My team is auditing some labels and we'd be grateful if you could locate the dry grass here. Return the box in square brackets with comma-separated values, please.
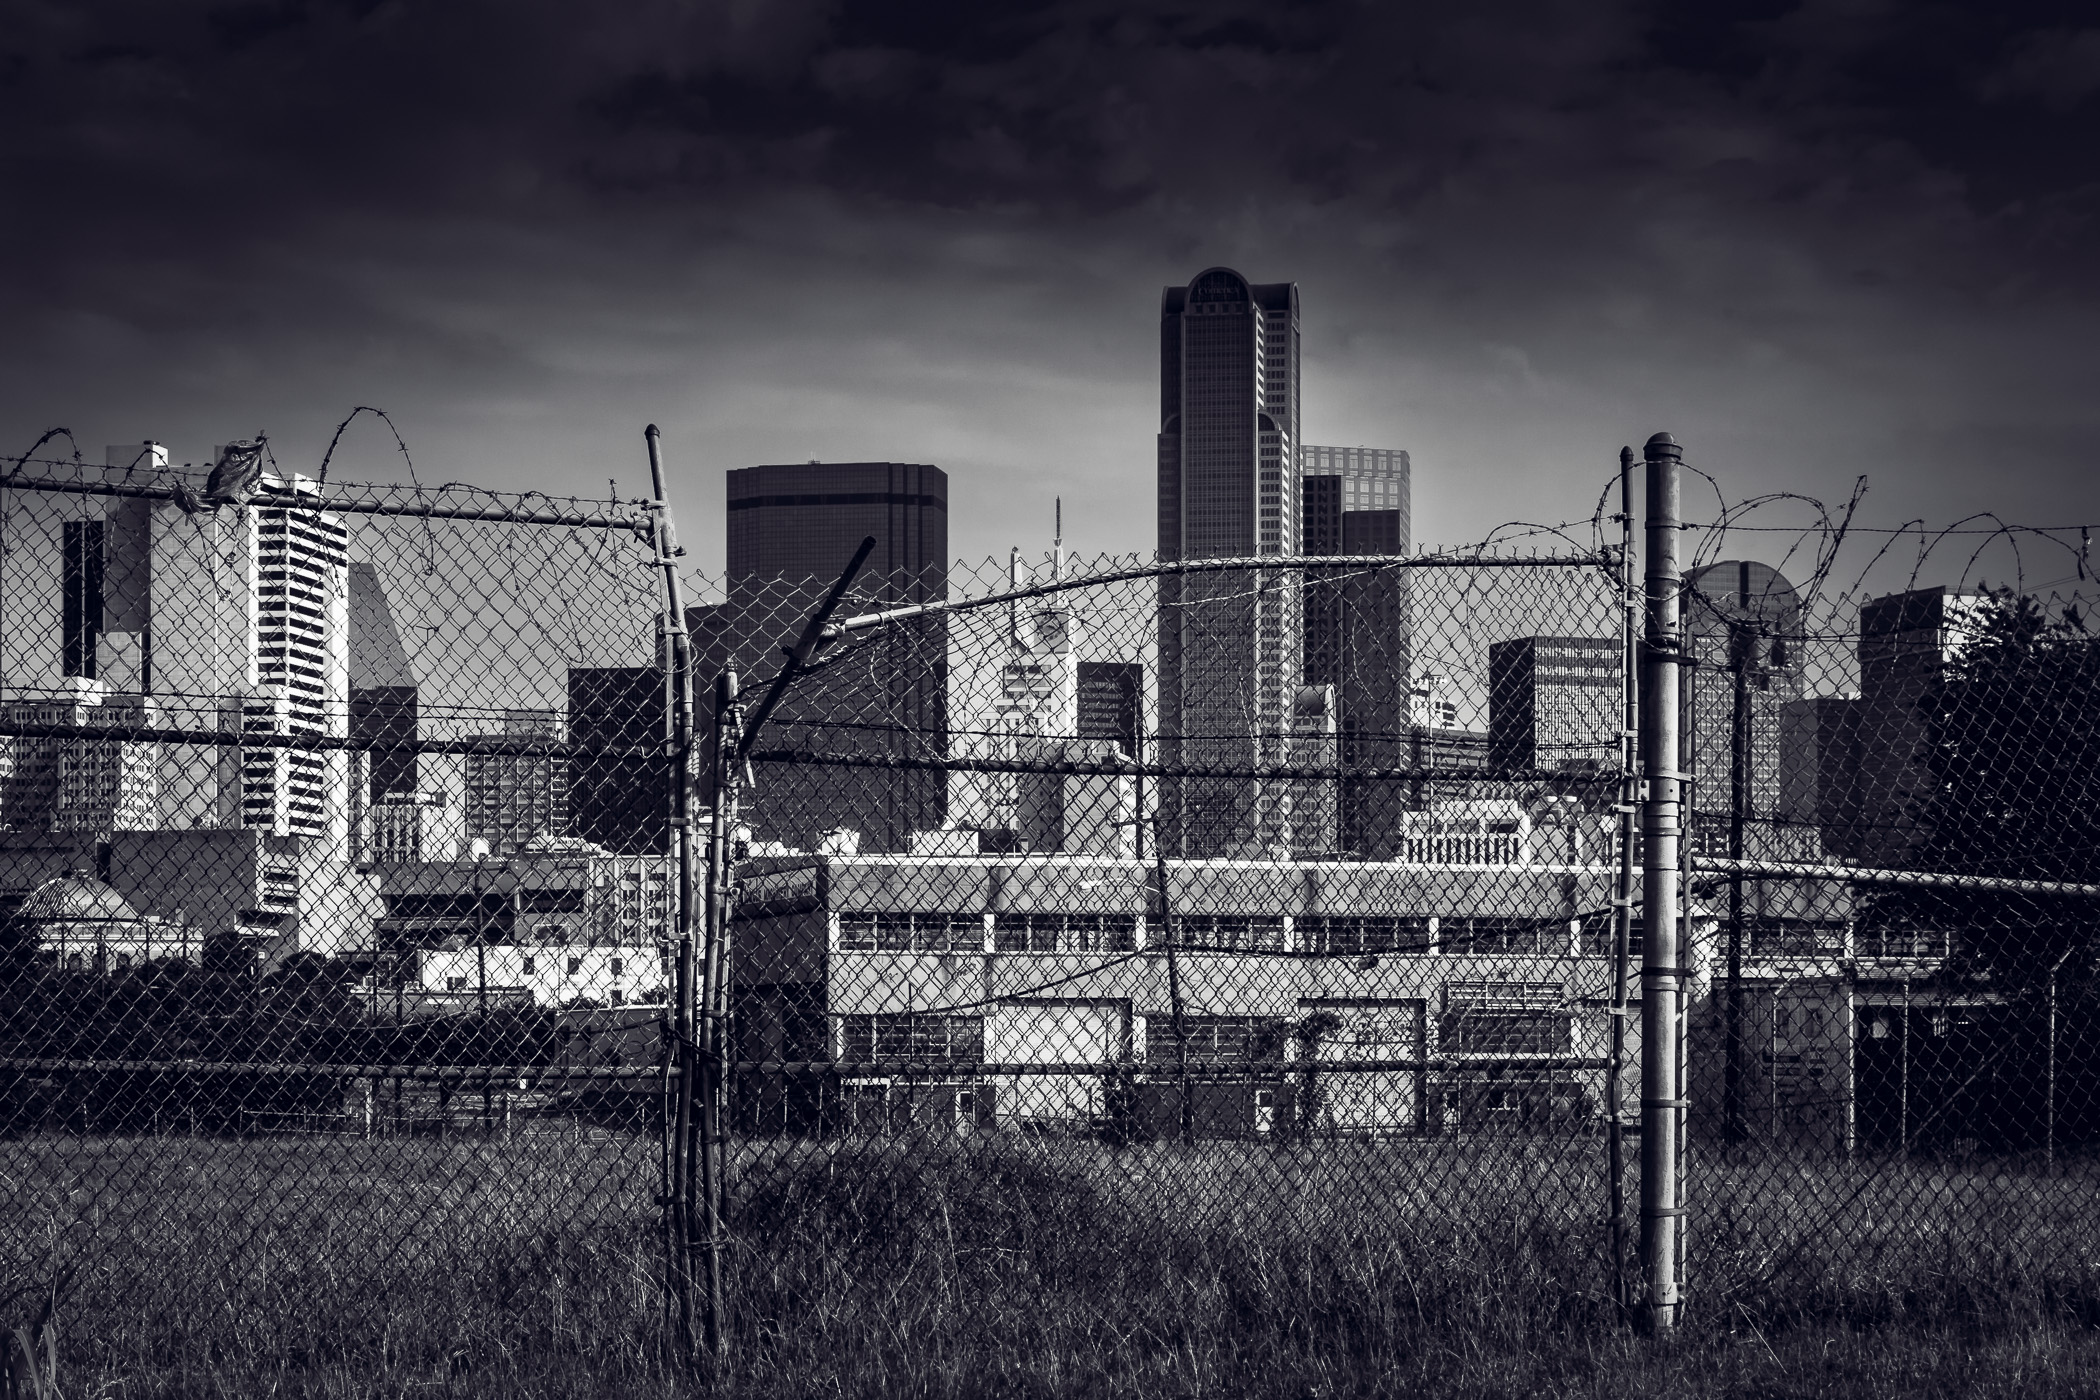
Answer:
[6, 1126, 2100, 1397]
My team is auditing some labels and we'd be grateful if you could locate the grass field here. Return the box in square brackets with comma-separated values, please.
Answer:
[8, 1125, 2100, 1397]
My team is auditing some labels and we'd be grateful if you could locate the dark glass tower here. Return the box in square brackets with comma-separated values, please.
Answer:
[1300, 446, 1412, 857]
[1156, 268, 1301, 857]
[694, 462, 948, 853]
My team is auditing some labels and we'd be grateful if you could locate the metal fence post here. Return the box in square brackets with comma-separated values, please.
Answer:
[1724, 622, 1750, 1146]
[1639, 430, 1687, 1328]
[697, 670, 740, 1357]
[1607, 445, 1638, 1313]
[645, 424, 703, 1356]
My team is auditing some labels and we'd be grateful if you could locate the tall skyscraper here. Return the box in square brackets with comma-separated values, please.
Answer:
[348, 562, 418, 802]
[1157, 267, 1301, 857]
[692, 462, 948, 854]
[1300, 446, 1412, 857]
[147, 466, 352, 844]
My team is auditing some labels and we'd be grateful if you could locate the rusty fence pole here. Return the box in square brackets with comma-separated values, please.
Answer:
[645, 424, 702, 1357]
[696, 670, 741, 1358]
[1639, 430, 1688, 1329]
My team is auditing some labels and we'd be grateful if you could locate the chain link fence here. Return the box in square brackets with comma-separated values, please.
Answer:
[1, 449, 678, 1380]
[4, 435, 2097, 1386]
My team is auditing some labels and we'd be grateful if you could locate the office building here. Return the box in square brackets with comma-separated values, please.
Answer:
[349, 562, 418, 802]
[1778, 586, 1987, 866]
[692, 462, 948, 854]
[1301, 453, 1413, 858]
[567, 666, 668, 857]
[141, 465, 353, 844]
[1156, 267, 1302, 857]
[1487, 637, 1622, 776]
[0, 679, 159, 834]
[464, 710, 568, 857]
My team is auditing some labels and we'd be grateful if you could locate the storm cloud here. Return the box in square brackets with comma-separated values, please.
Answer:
[3, 0, 2095, 570]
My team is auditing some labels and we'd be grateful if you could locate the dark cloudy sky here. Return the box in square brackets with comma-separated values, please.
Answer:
[5, 0, 2097, 580]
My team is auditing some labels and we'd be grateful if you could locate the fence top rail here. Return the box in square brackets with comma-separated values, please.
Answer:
[827, 547, 1620, 639]
[0, 720, 659, 760]
[0, 465, 651, 533]
[1692, 856, 2100, 900]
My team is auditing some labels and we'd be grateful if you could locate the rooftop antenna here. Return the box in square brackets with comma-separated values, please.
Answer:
[1009, 545, 1025, 651]
[1053, 496, 1064, 582]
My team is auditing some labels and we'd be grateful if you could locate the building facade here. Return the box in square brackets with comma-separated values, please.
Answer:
[1157, 268, 1303, 857]
[1486, 636, 1622, 776]
[1679, 561, 1815, 861]
[463, 710, 568, 858]
[692, 462, 949, 854]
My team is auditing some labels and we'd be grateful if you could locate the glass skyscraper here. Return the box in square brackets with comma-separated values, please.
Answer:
[1156, 268, 1302, 857]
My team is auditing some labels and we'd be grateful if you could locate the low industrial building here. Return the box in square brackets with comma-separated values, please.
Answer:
[723, 850, 1903, 1145]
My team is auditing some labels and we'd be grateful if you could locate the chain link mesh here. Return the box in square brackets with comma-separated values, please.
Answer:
[7, 447, 2098, 1385]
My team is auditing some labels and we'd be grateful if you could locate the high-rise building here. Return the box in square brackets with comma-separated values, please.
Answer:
[464, 710, 568, 857]
[0, 679, 158, 834]
[1156, 267, 1302, 857]
[692, 462, 948, 854]
[1845, 586, 1986, 866]
[567, 666, 668, 856]
[1300, 448, 1411, 694]
[144, 467, 353, 845]
[1488, 637, 1622, 776]
[349, 562, 418, 802]
[1300, 452, 1413, 858]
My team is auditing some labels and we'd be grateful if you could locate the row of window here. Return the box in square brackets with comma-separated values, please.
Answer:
[830, 1005, 1574, 1065]
[836, 911, 1592, 956]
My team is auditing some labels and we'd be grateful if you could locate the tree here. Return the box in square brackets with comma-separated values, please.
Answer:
[1893, 589, 2100, 993]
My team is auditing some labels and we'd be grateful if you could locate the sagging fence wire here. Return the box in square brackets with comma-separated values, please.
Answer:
[3, 426, 2099, 1380]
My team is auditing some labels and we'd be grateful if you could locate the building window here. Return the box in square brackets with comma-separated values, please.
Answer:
[610, 957, 624, 975]
[521, 956, 536, 975]
[838, 1014, 986, 1065]
[993, 913, 1139, 954]
[837, 911, 983, 953]
[1154, 1015, 1287, 1067]
[1443, 917, 1565, 956]
[568, 957, 583, 975]
[1438, 983, 1570, 1055]
[447, 976, 467, 991]
[1164, 915, 1285, 952]
[610, 989, 624, 1006]
[1298, 915, 1433, 955]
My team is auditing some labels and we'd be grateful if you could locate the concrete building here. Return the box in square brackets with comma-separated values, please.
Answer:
[106, 827, 380, 961]
[723, 849, 1871, 1143]
[1, 680, 158, 834]
[1852, 586, 1988, 866]
[1157, 267, 1303, 858]
[463, 710, 568, 857]
[691, 461, 948, 854]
